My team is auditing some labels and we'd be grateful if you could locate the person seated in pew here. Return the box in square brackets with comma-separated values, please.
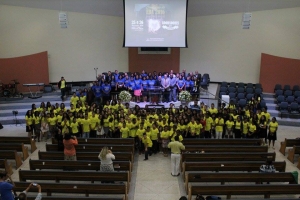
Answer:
[18, 183, 42, 200]
[98, 147, 115, 183]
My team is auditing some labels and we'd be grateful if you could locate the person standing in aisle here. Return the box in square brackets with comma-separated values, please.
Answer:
[168, 136, 185, 176]
[142, 133, 153, 161]
[58, 76, 66, 101]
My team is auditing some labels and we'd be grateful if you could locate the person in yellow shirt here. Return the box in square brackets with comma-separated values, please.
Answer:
[215, 114, 224, 139]
[208, 103, 218, 115]
[268, 117, 278, 149]
[168, 135, 185, 176]
[120, 123, 130, 138]
[79, 92, 86, 105]
[170, 129, 183, 142]
[61, 117, 70, 135]
[81, 114, 91, 138]
[234, 117, 242, 138]
[204, 114, 213, 138]
[241, 117, 249, 138]
[248, 120, 257, 138]
[225, 116, 235, 138]
[70, 118, 79, 137]
[142, 133, 153, 161]
[102, 115, 110, 138]
[187, 117, 197, 138]
[70, 92, 79, 107]
[33, 111, 41, 141]
[48, 113, 57, 138]
[89, 112, 100, 138]
[25, 110, 34, 138]
[258, 115, 267, 142]
[160, 126, 170, 157]
[58, 76, 66, 101]
[150, 124, 159, 154]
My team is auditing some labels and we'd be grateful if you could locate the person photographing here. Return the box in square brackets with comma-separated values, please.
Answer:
[17, 183, 42, 200]
[0, 171, 15, 200]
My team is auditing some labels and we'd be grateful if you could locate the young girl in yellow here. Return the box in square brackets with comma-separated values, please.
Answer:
[160, 126, 170, 157]
[150, 124, 159, 154]
[120, 122, 130, 138]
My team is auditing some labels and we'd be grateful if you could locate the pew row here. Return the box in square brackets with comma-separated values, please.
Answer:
[14, 182, 128, 200]
[38, 151, 133, 163]
[0, 136, 37, 153]
[182, 161, 286, 178]
[0, 150, 23, 168]
[0, 159, 13, 175]
[287, 145, 300, 164]
[183, 139, 261, 146]
[184, 172, 297, 192]
[0, 143, 29, 160]
[279, 138, 300, 156]
[184, 145, 268, 153]
[52, 138, 134, 145]
[187, 184, 300, 200]
[29, 159, 132, 172]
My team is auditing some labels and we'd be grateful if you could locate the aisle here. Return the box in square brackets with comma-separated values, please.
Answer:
[133, 153, 182, 200]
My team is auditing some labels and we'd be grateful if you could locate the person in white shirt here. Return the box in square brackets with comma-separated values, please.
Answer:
[18, 183, 42, 200]
[98, 147, 115, 172]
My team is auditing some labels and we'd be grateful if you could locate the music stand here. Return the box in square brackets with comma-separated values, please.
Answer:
[11, 110, 21, 127]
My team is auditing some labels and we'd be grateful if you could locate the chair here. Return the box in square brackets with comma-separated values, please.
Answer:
[202, 74, 210, 83]
[230, 98, 236, 105]
[286, 96, 295, 104]
[255, 88, 262, 95]
[229, 82, 236, 88]
[260, 100, 267, 109]
[279, 102, 289, 118]
[237, 87, 245, 93]
[237, 82, 245, 88]
[296, 97, 300, 104]
[274, 84, 282, 92]
[228, 92, 236, 99]
[290, 102, 299, 114]
[200, 78, 209, 90]
[220, 87, 228, 93]
[238, 99, 247, 108]
[294, 91, 300, 99]
[219, 92, 227, 99]
[293, 85, 300, 92]
[276, 95, 285, 104]
[221, 82, 228, 87]
[275, 89, 283, 97]
[228, 87, 236, 93]
[255, 83, 262, 89]
[283, 85, 291, 91]
[246, 88, 254, 94]
[246, 93, 254, 101]
[284, 90, 293, 98]
[237, 93, 245, 100]
[246, 83, 253, 88]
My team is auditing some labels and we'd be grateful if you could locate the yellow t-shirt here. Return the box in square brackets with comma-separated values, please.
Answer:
[248, 124, 256, 133]
[168, 141, 185, 154]
[208, 108, 218, 115]
[61, 121, 70, 133]
[188, 122, 197, 133]
[60, 80, 66, 89]
[235, 121, 241, 130]
[160, 131, 169, 139]
[226, 120, 234, 129]
[89, 116, 100, 130]
[142, 136, 153, 147]
[242, 122, 249, 134]
[170, 134, 183, 142]
[205, 117, 213, 131]
[215, 118, 224, 132]
[70, 96, 79, 107]
[103, 118, 109, 127]
[136, 129, 145, 139]
[80, 96, 86, 104]
[56, 115, 63, 123]
[48, 117, 57, 126]
[33, 116, 41, 125]
[150, 128, 159, 140]
[81, 119, 91, 132]
[70, 122, 79, 134]
[120, 127, 130, 138]
[195, 123, 203, 135]
[269, 122, 278, 133]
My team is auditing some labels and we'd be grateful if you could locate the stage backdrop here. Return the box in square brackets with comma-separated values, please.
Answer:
[0, 51, 49, 93]
[260, 53, 300, 93]
[129, 48, 180, 73]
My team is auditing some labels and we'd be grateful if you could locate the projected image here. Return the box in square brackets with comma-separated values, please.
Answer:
[124, 0, 187, 47]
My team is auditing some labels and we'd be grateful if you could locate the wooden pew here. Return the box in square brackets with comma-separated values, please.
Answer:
[182, 161, 286, 178]
[38, 151, 133, 163]
[14, 182, 128, 200]
[19, 170, 130, 183]
[46, 144, 134, 154]
[0, 136, 37, 153]
[29, 159, 132, 172]
[287, 145, 300, 164]
[0, 150, 23, 168]
[27, 197, 125, 200]
[182, 152, 276, 162]
[184, 172, 297, 192]
[298, 157, 300, 170]
[183, 139, 261, 146]
[279, 138, 300, 155]
[187, 184, 300, 200]
[184, 145, 268, 153]
[0, 159, 13, 175]
[0, 143, 29, 160]
[52, 138, 134, 145]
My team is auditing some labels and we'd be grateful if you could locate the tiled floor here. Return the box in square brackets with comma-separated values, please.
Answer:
[1, 123, 300, 200]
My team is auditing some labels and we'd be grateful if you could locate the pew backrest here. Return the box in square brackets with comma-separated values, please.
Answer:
[0, 150, 23, 168]
[0, 143, 29, 160]
[0, 136, 37, 153]
[279, 138, 300, 155]
[0, 159, 13, 175]
[183, 139, 261, 146]
[287, 145, 300, 164]
[184, 145, 268, 153]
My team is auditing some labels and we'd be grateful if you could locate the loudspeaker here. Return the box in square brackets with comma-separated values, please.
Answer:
[44, 85, 53, 93]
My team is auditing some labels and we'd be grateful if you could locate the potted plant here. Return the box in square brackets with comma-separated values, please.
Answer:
[179, 90, 191, 106]
[118, 90, 132, 103]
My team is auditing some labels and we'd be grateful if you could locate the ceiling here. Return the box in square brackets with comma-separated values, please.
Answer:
[0, 0, 300, 17]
